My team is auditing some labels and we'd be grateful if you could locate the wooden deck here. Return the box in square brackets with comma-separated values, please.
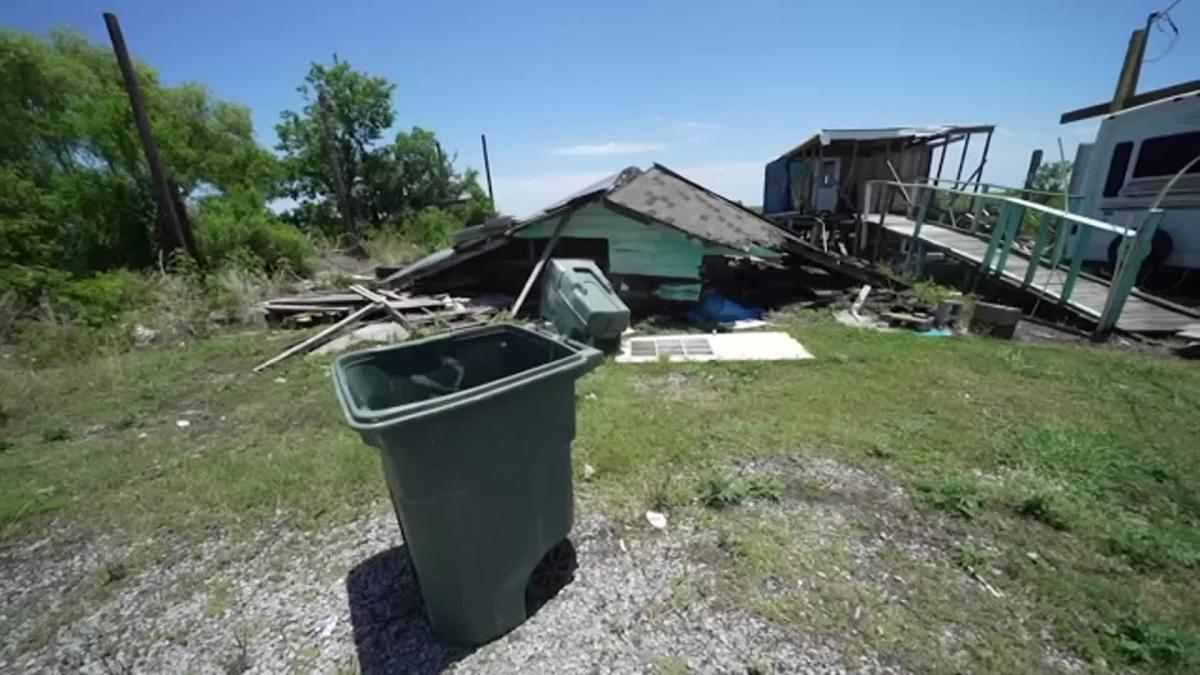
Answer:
[877, 217, 1197, 333]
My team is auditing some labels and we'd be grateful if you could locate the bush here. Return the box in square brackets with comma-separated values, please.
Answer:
[56, 270, 155, 328]
[195, 195, 313, 274]
[407, 207, 461, 251]
[362, 228, 427, 264]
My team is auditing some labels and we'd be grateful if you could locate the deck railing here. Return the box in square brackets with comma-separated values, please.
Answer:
[862, 179, 1164, 336]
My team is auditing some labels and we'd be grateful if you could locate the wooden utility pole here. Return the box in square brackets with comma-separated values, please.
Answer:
[1111, 5, 1182, 113]
[1110, 23, 1150, 113]
[317, 91, 359, 244]
[480, 134, 495, 209]
[104, 12, 202, 265]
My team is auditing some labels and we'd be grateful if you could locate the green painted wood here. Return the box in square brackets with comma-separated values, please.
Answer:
[655, 283, 703, 301]
[1061, 226, 1090, 306]
[516, 203, 767, 281]
[979, 202, 1011, 272]
[1096, 210, 1164, 335]
[905, 187, 933, 274]
[992, 205, 1023, 278]
[1047, 219, 1071, 272]
[1023, 211, 1055, 287]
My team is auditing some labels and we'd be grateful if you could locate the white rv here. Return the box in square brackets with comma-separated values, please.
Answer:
[1072, 88, 1200, 269]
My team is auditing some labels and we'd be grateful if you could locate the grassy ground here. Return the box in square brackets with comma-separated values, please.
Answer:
[2, 317, 1199, 672]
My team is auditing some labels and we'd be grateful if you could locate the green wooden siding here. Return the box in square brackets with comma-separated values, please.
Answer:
[516, 203, 769, 283]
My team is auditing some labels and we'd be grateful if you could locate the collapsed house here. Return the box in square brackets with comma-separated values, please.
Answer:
[378, 164, 847, 313]
[761, 125, 995, 227]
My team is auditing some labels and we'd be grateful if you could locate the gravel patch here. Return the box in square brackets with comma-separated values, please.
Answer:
[1, 499, 870, 674]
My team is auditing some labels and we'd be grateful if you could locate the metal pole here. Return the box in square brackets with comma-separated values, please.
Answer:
[103, 12, 192, 262]
[481, 134, 495, 209]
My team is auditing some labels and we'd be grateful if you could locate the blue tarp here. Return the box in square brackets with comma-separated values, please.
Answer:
[687, 292, 763, 324]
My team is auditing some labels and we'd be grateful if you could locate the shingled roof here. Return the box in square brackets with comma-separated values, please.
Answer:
[606, 164, 786, 252]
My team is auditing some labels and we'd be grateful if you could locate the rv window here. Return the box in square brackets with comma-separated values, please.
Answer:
[1132, 130, 1200, 179]
[1103, 142, 1133, 198]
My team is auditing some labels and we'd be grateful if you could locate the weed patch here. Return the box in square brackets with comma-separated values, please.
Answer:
[916, 476, 985, 519]
[699, 474, 785, 509]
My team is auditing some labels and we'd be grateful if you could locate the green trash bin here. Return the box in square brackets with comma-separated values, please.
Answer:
[540, 258, 630, 345]
[331, 323, 602, 646]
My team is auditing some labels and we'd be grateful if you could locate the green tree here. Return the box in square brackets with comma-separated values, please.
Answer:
[0, 28, 289, 299]
[275, 57, 395, 236]
[275, 59, 494, 243]
[1030, 160, 1072, 194]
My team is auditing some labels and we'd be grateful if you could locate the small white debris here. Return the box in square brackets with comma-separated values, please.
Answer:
[583, 464, 596, 480]
[313, 615, 337, 638]
[618, 538, 628, 553]
[175, 420, 191, 429]
[137, 432, 148, 439]
[645, 510, 668, 529]
[133, 324, 157, 347]
[585, 392, 598, 401]
[273, 377, 287, 384]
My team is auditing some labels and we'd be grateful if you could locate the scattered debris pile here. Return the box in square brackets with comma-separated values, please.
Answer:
[253, 285, 496, 371]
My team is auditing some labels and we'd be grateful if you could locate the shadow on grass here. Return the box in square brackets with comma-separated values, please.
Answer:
[345, 546, 471, 674]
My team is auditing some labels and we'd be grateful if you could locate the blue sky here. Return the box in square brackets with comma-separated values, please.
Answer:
[4, 0, 1198, 216]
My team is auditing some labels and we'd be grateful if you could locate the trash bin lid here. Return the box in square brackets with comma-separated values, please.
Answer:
[332, 323, 601, 430]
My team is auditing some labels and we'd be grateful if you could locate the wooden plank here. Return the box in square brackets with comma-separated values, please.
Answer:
[252, 303, 378, 372]
[350, 285, 411, 328]
[511, 211, 571, 315]
[265, 304, 354, 314]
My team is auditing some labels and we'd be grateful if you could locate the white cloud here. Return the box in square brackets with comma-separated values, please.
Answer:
[675, 121, 721, 131]
[552, 141, 666, 156]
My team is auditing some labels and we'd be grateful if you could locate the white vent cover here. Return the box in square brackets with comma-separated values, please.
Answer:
[617, 332, 813, 363]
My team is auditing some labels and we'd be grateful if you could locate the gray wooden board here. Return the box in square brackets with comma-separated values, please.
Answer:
[875, 217, 1197, 332]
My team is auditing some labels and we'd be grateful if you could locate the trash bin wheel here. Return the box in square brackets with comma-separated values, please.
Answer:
[525, 538, 577, 614]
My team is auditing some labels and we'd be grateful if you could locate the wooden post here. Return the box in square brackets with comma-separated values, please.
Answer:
[980, 202, 1013, 273]
[318, 91, 358, 243]
[1023, 150, 1044, 191]
[933, 142, 948, 187]
[953, 134, 972, 185]
[104, 12, 199, 264]
[992, 205, 1022, 278]
[970, 184, 989, 234]
[971, 129, 992, 193]
[1061, 226, 1090, 307]
[905, 187, 933, 275]
[481, 134, 495, 209]
[511, 211, 571, 316]
[1023, 210, 1054, 287]
[1111, 26, 1150, 113]
[1096, 210, 1164, 337]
